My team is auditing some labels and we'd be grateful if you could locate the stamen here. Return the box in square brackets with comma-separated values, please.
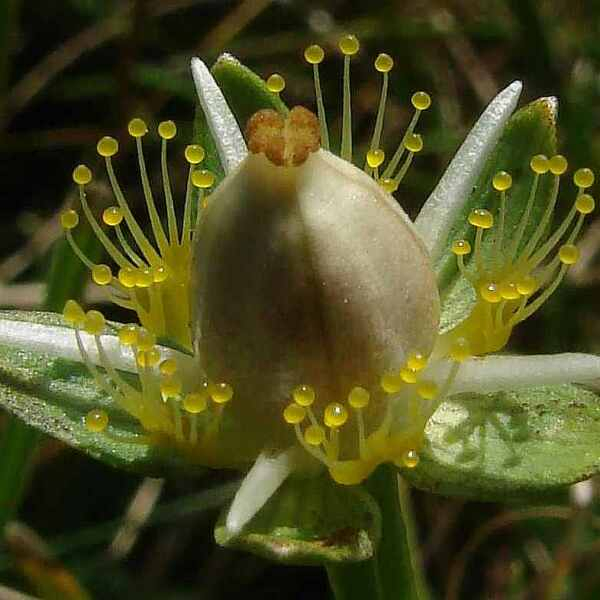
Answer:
[339, 34, 359, 161]
[182, 144, 205, 243]
[266, 73, 285, 94]
[158, 121, 179, 244]
[304, 44, 329, 150]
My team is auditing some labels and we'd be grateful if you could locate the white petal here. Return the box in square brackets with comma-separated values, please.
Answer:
[190, 56, 248, 174]
[429, 353, 600, 395]
[415, 81, 523, 264]
[225, 449, 297, 537]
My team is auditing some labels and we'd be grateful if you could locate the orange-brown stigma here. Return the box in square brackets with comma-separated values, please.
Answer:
[245, 106, 321, 167]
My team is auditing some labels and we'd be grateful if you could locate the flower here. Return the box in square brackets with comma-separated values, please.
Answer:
[40, 34, 599, 533]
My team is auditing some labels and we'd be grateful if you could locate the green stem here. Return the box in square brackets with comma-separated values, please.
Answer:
[327, 559, 383, 600]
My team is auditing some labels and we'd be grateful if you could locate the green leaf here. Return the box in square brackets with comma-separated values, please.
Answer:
[405, 383, 600, 500]
[437, 97, 558, 331]
[215, 473, 381, 565]
[0, 310, 204, 478]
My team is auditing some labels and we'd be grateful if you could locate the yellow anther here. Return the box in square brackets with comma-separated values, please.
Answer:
[293, 384, 315, 407]
[379, 178, 398, 194]
[304, 424, 325, 446]
[411, 91, 431, 111]
[451, 239, 472, 256]
[96, 136, 119, 158]
[574, 167, 595, 189]
[404, 133, 423, 153]
[374, 53, 394, 73]
[136, 329, 156, 352]
[548, 154, 568, 176]
[183, 392, 208, 414]
[401, 449, 419, 469]
[158, 120, 177, 140]
[339, 34, 359, 55]
[324, 403, 348, 428]
[492, 170, 513, 191]
[499, 281, 520, 300]
[84, 310, 105, 336]
[137, 348, 160, 368]
[367, 149, 385, 169]
[135, 268, 153, 288]
[184, 144, 205, 164]
[128, 118, 148, 138]
[558, 244, 580, 265]
[63, 299, 85, 327]
[152, 265, 168, 283]
[266, 73, 285, 93]
[399, 367, 417, 384]
[468, 208, 494, 229]
[516, 275, 537, 296]
[159, 358, 178, 376]
[211, 382, 233, 404]
[575, 193, 595, 215]
[102, 206, 123, 226]
[407, 351, 427, 371]
[72, 164, 92, 185]
[60, 209, 79, 230]
[118, 266, 137, 288]
[380, 371, 402, 394]
[118, 324, 138, 347]
[161, 376, 182, 398]
[85, 409, 109, 433]
[416, 381, 438, 400]
[191, 169, 215, 189]
[304, 44, 325, 64]
[449, 337, 471, 362]
[480, 282, 502, 303]
[91, 264, 112, 286]
[283, 403, 306, 424]
[348, 386, 370, 409]
[530, 154, 549, 174]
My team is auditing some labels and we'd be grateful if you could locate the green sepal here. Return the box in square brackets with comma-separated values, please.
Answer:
[405, 383, 600, 500]
[0, 310, 204, 478]
[215, 472, 381, 565]
[437, 97, 558, 331]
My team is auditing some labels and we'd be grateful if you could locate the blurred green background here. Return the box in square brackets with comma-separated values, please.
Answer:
[1, 1, 600, 598]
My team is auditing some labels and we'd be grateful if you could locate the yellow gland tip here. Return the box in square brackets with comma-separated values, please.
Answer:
[91, 264, 112, 286]
[293, 384, 315, 407]
[118, 266, 137, 288]
[137, 348, 160, 368]
[451, 239, 471, 256]
[191, 169, 215, 189]
[574, 167, 595, 189]
[516, 275, 537, 296]
[380, 371, 403, 394]
[379, 178, 398, 194]
[152, 265, 168, 283]
[417, 381, 438, 400]
[63, 299, 85, 326]
[183, 392, 208, 414]
[449, 337, 471, 362]
[102, 206, 123, 226]
[407, 351, 427, 371]
[304, 44, 324, 64]
[411, 91, 431, 111]
[72, 164, 92, 185]
[480, 282, 502, 303]
[159, 358, 178, 376]
[85, 409, 109, 433]
[402, 449, 419, 469]
[160, 376, 182, 398]
[492, 170, 512, 191]
[136, 329, 156, 352]
[399, 367, 418, 384]
[558, 244, 580, 265]
[324, 403, 348, 428]
[60, 209, 79, 230]
[118, 324, 138, 346]
[266, 73, 285, 93]
[374, 53, 394, 72]
[548, 154, 568, 176]
[366, 148, 385, 168]
[135, 268, 153, 288]
[530, 154, 549, 174]
[158, 120, 177, 140]
[575, 193, 595, 214]
[468, 208, 494, 229]
[184, 144, 205, 164]
[304, 424, 325, 446]
[404, 133, 423, 153]
[128, 118, 148, 138]
[84, 310, 105, 336]
[499, 281, 520, 300]
[348, 386, 370, 409]
[96, 136, 119, 158]
[339, 34, 359, 55]
[211, 382, 233, 404]
[283, 402, 306, 424]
